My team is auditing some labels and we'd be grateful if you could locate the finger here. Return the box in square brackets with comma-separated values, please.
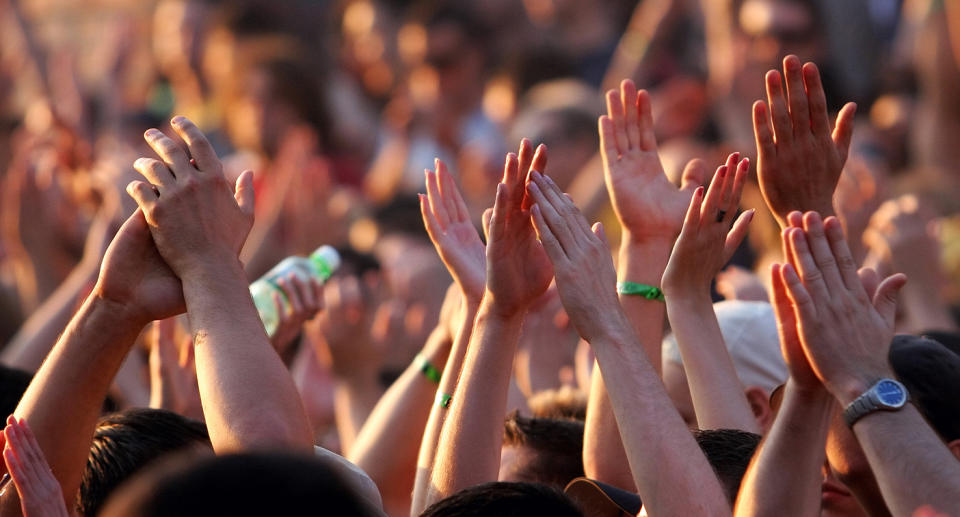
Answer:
[727, 157, 750, 215]
[170, 116, 220, 172]
[765, 70, 793, 146]
[272, 292, 285, 322]
[621, 79, 641, 149]
[858, 267, 880, 299]
[679, 158, 707, 193]
[13, 421, 44, 483]
[538, 172, 592, 236]
[530, 204, 567, 265]
[679, 186, 705, 240]
[437, 159, 470, 222]
[420, 193, 444, 243]
[278, 275, 304, 315]
[636, 89, 657, 151]
[780, 262, 818, 323]
[133, 157, 176, 190]
[752, 101, 776, 163]
[592, 221, 611, 250]
[783, 56, 810, 136]
[515, 139, 533, 190]
[126, 180, 158, 212]
[786, 210, 803, 228]
[724, 209, 755, 261]
[832, 102, 857, 164]
[481, 207, 494, 241]
[598, 116, 619, 173]
[523, 144, 548, 210]
[717, 152, 739, 214]
[144, 128, 195, 178]
[605, 89, 628, 154]
[488, 183, 508, 243]
[701, 165, 727, 224]
[425, 169, 450, 228]
[769, 263, 800, 352]
[823, 216, 866, 295]
[786, 226, 830, 301]
[293, 274, 319, 313]
[527, 175, 574, 255]
[803, 62, 831, 136]
[234, 170, 255, 217]
[311, 279, 325, 313]
[802, 212, 846, 291]
[873, 273, 907, 327]
[502, 151, 520, 187]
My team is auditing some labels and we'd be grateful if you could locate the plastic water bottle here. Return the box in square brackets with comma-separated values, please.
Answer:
[250, 245, 341, 337]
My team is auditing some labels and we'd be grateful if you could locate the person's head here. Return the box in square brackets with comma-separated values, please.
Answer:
[824, 335, 960, 516]
[0, 365, 31, 417]
[153, 0, 218, 83]
[499, 412, 585, 490]
[693, 429, 761, 504]
[100, 450, 381, 517]
[79, 408, 211, 517]
[527, 386, 588, 421]
[662, 301, 787, 431]
[420, 481, 583, 517]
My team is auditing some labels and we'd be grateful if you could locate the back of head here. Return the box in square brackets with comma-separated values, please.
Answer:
[79, 408, 211, 517]
[527, 386, 588, 421]
[889, 335, 960, 443]
[0, 365, 32, 417]
[420, 481, 583, 517]
[101, 450, 381, 517]
[694, 428, 762, 504]
[501, 412, 585, 489]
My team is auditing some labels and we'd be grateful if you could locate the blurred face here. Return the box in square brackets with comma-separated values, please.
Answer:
[153, 0, 209, 78]
[227, 68, 299, 157]
[423, 23, 483, 108]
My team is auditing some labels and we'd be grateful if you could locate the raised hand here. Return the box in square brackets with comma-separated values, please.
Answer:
[2, 417, 70, 517]
[778, 212, 906, 404]
[525, 171, 623, 343]
[600, 79, 705, 244]
[148, 318, 202, 420]
[269, 274, 325, 354]
[92, 209, 185, 325]
[420, 159, 486, 305]
[483, 140, 553, 316]
[662, 153, 753, 298]
[753, 56, 857, 227]
[126, 117, 255, 279]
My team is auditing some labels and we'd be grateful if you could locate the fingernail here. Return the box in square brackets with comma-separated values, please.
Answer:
[171, 116, 185, 127]
[718, 166, 726, 178]
[732, 152, 740, 162]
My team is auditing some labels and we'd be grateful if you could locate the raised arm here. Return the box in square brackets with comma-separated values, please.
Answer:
[126, 117, 312, 452]
[780, 212, 960, 515]
[587, 79, 704, 489]
[735, 212, 836, 517]
[526, 171, 729, 516]
[425, 141, 552, 505]
[3, 418, 71, 517]
[662, 153, 758, 432]
[405, 159, 488, 515]
[3, 205, 185, 514]
[753, 56, 856, 228]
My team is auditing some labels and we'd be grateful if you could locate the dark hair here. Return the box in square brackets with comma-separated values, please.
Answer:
[373, 195, 431, 241]
[0, 365, 32, 417]
[78, 408, 211, 517]
[693, 428, 762, 504]
[420, 481, 583, 517]
[501, 412, 584, 489]
[890, 334, 960, 442]
[101, 450, 380, 517]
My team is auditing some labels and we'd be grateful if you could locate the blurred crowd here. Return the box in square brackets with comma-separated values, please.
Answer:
[0, 0, 957, 516]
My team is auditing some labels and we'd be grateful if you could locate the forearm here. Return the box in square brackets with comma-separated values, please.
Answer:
[334, 371, 383, 455]
[666, 295, 759, 432]
[734, 383, 834, 517]
[2, 261, 97, 372]
[350, 328, 450, 517]
[583, 238, 669, 487]
[426, 300, 523, 505]
[851, 404, 960, 516]
[12, 292, 145, 509]
[591, 320, 730, 516]
[412, 303, 477, 516]
[183, 260, 313, 452]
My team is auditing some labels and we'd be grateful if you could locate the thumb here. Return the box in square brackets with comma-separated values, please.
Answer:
[235, 170, 255, 217]
[873, 273, 907, 327]
[481, 207, 494, 242]
[592, 222, 610, 249]
[679, 158, 707, 193]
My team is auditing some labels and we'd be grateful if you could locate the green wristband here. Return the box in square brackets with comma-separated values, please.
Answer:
[616, 281, 665, 301]
[416, 354, 442, 384]
[435, 392, 452, 409]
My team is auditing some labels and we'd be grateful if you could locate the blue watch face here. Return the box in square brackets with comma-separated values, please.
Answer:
[876, 380, 906, 406]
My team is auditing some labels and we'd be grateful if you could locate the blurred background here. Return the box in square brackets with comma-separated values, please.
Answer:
[0, 0, 958, 449]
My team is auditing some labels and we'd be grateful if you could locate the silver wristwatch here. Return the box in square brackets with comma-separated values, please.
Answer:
[842, 379, 909, 427]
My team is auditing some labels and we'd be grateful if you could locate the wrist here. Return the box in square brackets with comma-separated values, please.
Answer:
[830, 369, 895, 407]
[90, 283, 154, 329]
[478, 292, 527, 323]
[661, 286, 712, 306]
[176, 253, 245, 284]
